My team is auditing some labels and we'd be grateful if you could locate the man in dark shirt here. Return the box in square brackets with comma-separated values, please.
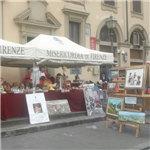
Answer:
[46, 73, 55, 84]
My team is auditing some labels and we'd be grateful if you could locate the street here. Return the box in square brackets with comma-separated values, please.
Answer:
[2, 120, 150, 150]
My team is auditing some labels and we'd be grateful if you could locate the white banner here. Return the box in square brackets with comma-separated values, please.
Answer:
[26, 93, 50, 124]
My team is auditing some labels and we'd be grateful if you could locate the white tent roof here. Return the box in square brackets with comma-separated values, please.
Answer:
[0, 39, 38, 68]
[24, 34, 114, 68]
[0, 35, 114, 68]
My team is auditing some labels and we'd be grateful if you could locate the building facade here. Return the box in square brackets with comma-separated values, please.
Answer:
[1, 0, 150, 84]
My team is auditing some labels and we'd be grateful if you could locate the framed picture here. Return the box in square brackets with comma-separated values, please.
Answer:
[125, 67, 146, 89]
[137, 97, 143, 107]
[125, 97, 137, 104]
[118, 69, 125, 78]
[106, 97, 124, 117]
[107, 82, 116, 93]
[109, 69, 118, 79]
[118, 111, 145, 124]
[118, 82, 125, 91]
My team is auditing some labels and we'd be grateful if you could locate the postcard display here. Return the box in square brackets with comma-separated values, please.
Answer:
[106, 65, 150, 138]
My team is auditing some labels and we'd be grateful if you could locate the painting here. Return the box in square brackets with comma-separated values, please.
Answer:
[118, 82, 125, 91]
[106, 97, 124, 117]
[83, 88, 105, 116]
[107, 82, 116, 93]
[46, 100, 71, 115]
[119, 69, 125, 78]
[125, 97, 137, 104]
[109, 69, 118, 79]
[33, 103, 43, 114]
[118, 111, 145, 124]
[125, 67, 145, 89]
[137, 98, 143, 107]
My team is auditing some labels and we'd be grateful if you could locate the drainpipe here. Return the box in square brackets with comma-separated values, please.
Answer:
[125, 0, 128, 43]
[0, 1, 3, 39]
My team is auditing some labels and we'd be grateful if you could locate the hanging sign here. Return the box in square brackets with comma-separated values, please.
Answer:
[90, 37, 96, 50]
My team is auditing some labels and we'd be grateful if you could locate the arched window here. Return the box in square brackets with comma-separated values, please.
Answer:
[99, 25, 117, 42]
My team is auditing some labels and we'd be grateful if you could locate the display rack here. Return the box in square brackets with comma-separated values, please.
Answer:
[106, 64, 150, 138]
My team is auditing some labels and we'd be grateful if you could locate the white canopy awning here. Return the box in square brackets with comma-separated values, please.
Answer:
[24, 34, 114, 68]
[0, 35, 114, 68]
[0, 39, 39, 68]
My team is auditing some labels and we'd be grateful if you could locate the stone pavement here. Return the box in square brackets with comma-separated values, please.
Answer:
[1, 111, 106, 138]
[1, 120, 150, 150]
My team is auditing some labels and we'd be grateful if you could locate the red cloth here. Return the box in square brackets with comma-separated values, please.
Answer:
[1, 91, 86, 120]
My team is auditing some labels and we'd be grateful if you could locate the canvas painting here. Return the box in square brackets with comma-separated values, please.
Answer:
[137, 98, 143, 107]
[119, 69, 125, 78]
[46, 99, 71, 115]
[125, 97, 137, 104]
[107, 83, 116, 93]
[106, 97, 124, 117]
[25, 93, 50, 124]
[118, 82, 125, 91]
[118, 111, 145, 124]
[109, 69, 118, 79]
[125, 67, 145, 89]
[83, 88, 105, 116]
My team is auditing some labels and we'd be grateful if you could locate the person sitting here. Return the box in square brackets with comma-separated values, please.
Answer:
[39, 68, 47, 78]
[22, 68, 32, 84]
[46, 73, 55, 84]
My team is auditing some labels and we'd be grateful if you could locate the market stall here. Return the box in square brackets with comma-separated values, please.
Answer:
[1, 35, 114, 120]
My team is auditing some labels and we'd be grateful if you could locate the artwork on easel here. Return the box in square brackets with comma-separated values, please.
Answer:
[118, 82, 125, 91]
[137, 98, 143, 107]
[118, 69, 125, 78]
[118, 111, 145, 124]
[107, 82, 116, 93]
[109, 69, 118, 79]
[125, 97, 137, 104]
[125, 67, 145, 89]
[106, 97, 124, 117]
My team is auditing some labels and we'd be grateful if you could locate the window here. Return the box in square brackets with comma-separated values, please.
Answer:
[101, 0, 117, 13]
[69, 22, 80, 44]
[27, 37, 34, 42]
[100, 26, 116, 42]
[131, 0, 143, 19]
[133, 0, 141, 13]
[104, 0, 115, 6]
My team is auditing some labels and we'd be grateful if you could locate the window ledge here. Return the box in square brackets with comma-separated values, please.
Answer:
[101, 2, 117, 14]
[130, 59, 143, 63]
[131, 11, 143, 20]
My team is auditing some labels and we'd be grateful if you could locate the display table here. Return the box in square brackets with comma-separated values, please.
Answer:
[1, 90, 86, 120]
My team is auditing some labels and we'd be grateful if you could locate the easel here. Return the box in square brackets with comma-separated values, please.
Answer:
[106, 107, 143, 138]
[106, 65, 150, 138]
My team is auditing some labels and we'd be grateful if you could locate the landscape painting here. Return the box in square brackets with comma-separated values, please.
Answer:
[106, 97, 124, 117]
[118, 111, 145, 124]
[46, 100, 71, 115]
[109, 69, 118, 79]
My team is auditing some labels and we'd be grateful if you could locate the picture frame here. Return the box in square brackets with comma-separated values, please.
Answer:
[136, 97, 143, 107]
[107, 82, 116, 93]
[118, 82, 125, 91]
[109, 69, 118, 79]
[125, 67, 146, 89]
[118, 111, 145, 124]
[106, 96, 124, 117]
[125, 97, 137, 104]
[118, 69, 125, 78]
